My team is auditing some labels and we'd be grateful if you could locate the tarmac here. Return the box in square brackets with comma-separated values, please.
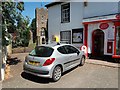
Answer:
[1, 53, 119, 88]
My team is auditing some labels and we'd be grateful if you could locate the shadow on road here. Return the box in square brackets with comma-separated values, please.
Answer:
[7, 57, 22, 65]
[21, 66, 79, 84]
[62, 65, 79, 76]
[21, 72, 52, 84]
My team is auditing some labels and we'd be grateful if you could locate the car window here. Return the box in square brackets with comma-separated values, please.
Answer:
[57, 46, 67, 54]
[29, 46, 54, 57]
[64, 45, 79, 54]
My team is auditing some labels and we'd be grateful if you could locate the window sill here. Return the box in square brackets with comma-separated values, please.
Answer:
[61, 21, 70, 23]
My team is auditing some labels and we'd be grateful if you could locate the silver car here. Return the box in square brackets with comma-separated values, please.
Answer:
[23, 43, 86, 82]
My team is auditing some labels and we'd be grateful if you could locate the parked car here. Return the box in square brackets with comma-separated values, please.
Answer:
[23, 43, 86, 82]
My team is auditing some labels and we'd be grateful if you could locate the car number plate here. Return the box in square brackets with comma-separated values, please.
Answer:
[28, 61, 40, 66]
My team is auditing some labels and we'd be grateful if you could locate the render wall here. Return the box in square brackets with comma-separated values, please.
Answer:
[83, 2, 119, 18]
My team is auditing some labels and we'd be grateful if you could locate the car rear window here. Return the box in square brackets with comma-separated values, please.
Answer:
[29, 46, 54, 57]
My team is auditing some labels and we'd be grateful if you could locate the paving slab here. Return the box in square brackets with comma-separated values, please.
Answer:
[86, 59, 120, 68]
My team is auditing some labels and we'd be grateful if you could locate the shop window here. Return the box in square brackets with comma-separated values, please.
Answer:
[60, 31, 71, 44]
[116, 26, 120, 55]
[72, 28, 83, 43]
[61, 3, 70, 23]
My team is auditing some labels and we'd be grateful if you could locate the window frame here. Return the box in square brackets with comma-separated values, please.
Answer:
[60, 30, 71, 44]
[72, 28, 83, 43]
[61, 3, 70, 23]
[41, 28, 45, 36]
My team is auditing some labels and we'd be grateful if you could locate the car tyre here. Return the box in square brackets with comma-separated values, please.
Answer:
[80, 56, 85, 66]
[52, 66, 62, 82]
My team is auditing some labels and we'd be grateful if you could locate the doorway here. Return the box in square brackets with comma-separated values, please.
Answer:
[92, 29, 104, 57]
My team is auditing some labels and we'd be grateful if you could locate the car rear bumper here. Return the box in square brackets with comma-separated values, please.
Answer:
[24, 70, 51, 78]
[23, 62, 53, 78]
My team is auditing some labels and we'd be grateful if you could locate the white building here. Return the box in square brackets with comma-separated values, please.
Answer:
[45, 1, 120, 59]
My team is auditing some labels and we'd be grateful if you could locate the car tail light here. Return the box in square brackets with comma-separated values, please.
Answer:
[43, 58, 55, 66]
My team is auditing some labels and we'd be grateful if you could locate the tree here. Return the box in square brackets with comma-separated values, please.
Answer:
[1, 1, 25, 79]
[1, 1, 31, 48]
[1, 2, 24, 46]
[30, 18, 37, 43]
[17, 16, 30, 47]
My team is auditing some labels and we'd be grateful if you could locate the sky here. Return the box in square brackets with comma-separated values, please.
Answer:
[21, 2, 50, 24]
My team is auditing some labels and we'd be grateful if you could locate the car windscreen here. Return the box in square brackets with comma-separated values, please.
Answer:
[29, 46, 54, 57]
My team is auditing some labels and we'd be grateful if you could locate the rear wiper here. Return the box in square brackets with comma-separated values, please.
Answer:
[29, 54, 35, 56]
[29, 54, 41, 57]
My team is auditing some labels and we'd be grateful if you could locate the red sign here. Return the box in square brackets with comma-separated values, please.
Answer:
[116, 14, 120, 19]
[99, 23, 109, 30]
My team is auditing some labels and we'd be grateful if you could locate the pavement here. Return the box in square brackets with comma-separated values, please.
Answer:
[86, 58, 120, 68]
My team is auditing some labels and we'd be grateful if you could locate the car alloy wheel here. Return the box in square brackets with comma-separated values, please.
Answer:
[52, 66, 62, 82]
[80, 56, 85, 66]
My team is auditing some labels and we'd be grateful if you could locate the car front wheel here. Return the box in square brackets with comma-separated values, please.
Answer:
[80, 56, 85, 66]
[52, 66, 62, 82]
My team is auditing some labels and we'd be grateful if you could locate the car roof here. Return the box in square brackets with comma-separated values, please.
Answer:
[37, 42, 72, 49]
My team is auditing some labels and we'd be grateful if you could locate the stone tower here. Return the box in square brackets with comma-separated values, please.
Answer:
[36, 8, 48, 45]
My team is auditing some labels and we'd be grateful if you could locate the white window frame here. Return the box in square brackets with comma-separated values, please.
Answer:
[61, 3, 70, 23]
[60, 31, 71, 44]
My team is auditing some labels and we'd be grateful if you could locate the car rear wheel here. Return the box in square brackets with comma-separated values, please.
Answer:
[52, 66, 62, 82]
[80, 56, 85, 66]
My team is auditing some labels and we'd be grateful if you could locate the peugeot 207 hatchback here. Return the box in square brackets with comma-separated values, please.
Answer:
[23, 43, 86, 82]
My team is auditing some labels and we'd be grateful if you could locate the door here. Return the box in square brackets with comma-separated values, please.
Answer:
[64, 45, 80, 70]
[57, 46, 70, 71]
[92, 29, 104, 57]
